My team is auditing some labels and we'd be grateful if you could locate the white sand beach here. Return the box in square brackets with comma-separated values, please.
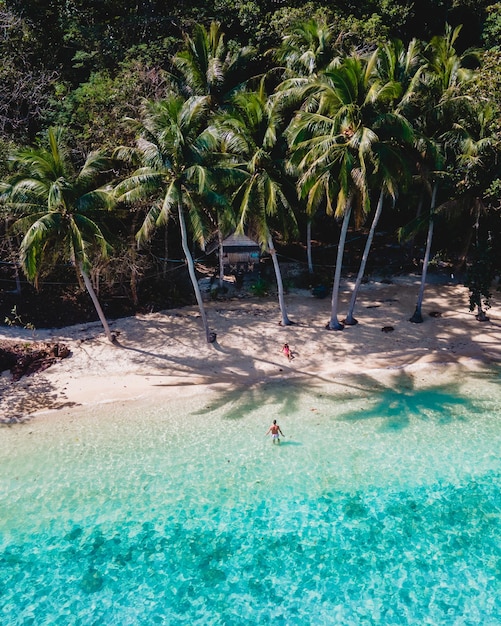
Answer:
[1, 276, 500, 422]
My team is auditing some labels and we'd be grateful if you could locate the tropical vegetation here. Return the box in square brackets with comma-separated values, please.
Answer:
[1, 2, 501, 340]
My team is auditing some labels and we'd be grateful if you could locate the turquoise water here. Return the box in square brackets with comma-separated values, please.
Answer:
[0, 370, 500, 625]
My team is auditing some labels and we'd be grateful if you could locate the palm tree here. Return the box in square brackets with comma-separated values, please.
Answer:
[370, 38, 427, 265]
[274, 18, 338, 79]
[288, 54, 386, 330]
[216, 84, 298, 326]
[172, 21, 253, 289]
[3, 127, 116, 342]
[172, 21, 255, 110]
[114, 95, 224, 343]
[439, 100, 500, 321]
[372, 38, 425, 118]
[273, 18, 344, 275]
[408, 176, 439, 323]
[343, 39, 419, 325]
[445, 101, 499, 270]
[408, 24, 477, 322]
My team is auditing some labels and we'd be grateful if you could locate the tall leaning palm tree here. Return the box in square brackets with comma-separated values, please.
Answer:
[409, 24, 477, 322]
[216, 85, 298, 326]
[344, 143, 410, 326]
[3, 127, 116, 342]
[288, 54, 381, 330]
[172, 21, 253, 288]
[114, 95, 222, 343]
[273, 18, 343, 275]
[343, 38, 418, 325]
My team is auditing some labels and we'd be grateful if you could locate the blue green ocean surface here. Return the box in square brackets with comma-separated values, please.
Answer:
[0, 369, 500, 624]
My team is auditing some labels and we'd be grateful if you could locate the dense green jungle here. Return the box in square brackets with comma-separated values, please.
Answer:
[0, 0, 500, 334]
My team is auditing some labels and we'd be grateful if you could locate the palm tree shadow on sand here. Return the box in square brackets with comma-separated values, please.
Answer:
[190, 368, 493, 429]
[335, 370, 489, 432]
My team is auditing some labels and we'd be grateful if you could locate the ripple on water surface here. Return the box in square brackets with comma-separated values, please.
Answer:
[0, 370, 500, 624]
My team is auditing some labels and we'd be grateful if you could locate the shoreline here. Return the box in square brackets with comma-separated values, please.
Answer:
[1, 277, 500, 423]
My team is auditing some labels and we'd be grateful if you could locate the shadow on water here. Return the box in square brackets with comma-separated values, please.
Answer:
[336, 369, 488, 432]
[191, 379, 342, 421]
[190, 367, 495, 431]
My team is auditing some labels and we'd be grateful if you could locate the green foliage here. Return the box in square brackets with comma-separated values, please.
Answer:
[122, 39, 179, 69]
[48, 72, 116, 151]
[47, 61, 173, 153]
[4, 305, 35, 331]
[337, 13, 390, 47]
[486, 178, 501, 201]
[474, 49, 501, 134]
[1, 7, 501, 325]
[213, 0, 268, 46]
[5, 127, 115, 282]
[482, 3, 501, 49]
[249, 276, 269, 296]
[0, 138, 16, 179]
[269, 3, 334, 42]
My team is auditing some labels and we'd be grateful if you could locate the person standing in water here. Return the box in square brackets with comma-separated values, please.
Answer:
[266, 419, 284, 444]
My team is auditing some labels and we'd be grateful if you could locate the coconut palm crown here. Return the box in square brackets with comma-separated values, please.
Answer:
[215, 84, 298, 325]
[2, 127, 116, 342]
[114, 95, 229, 342]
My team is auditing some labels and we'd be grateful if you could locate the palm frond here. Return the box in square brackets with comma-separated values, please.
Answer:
[136, 204, 163, 247]
[77, 151, 112, 188]
[19, 212, 63, 280]
[184, 188, 208, 246]
[72, 213, 110, 259]
[78, 187, 116, 213]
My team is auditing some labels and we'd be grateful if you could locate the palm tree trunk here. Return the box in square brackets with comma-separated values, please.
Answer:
[5, 219, 21, 294]
[408, 190, 424, 263]
[163, 222, 169, 278]
[344, 189, 384, 325]
[327, 204, 352, 330]
[178, 201, 215, 343]
[79, 263, 115, 343]
[218, 227, 225, 289]
[130, 212, 139, 306]
[476, 303, 489, 321]
[306, 219, 314, 274]
[268, 234, 292, 326]
[410, 182, 438, 323]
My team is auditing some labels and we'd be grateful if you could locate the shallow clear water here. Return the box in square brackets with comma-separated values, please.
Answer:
[1, 370, 500, 625]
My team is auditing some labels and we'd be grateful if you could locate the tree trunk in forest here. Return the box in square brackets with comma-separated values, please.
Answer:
[410, 182, 438, 323]
[327, 203, 352, 331]
[306, 219, 314, 275]
[409, 190, 424, 263]
[218, 228, 225, 289]
[268, 234, 292, 326]
[344, 189, 384, 325]
[163, 223, 169, 278]
[130, 212, 139, 306]
[476, 303, 489, 322]
[79, 263, 115, 343]
[178, 200, 215, 343]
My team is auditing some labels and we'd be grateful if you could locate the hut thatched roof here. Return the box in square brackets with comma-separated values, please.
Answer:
[222, 233, 260, 249]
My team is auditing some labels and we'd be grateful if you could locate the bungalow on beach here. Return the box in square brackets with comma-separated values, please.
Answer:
[218, 232, 261, 274]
